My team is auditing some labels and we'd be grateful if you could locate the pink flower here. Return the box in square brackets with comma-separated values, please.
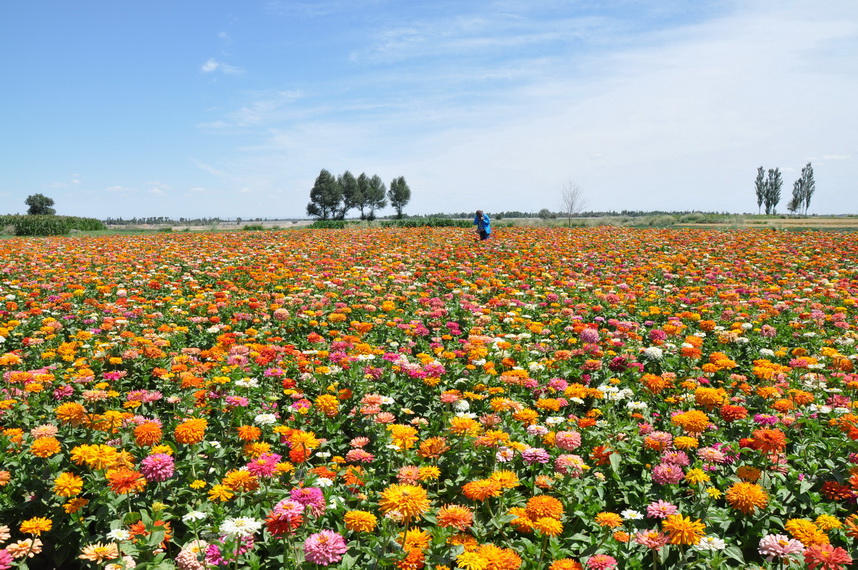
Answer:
[634, 530, 669, 549]
[646, 500, 678, 519]
[522, 447, 550, 464]
[804, 544, 853, 570]
[303, 530, 347, 566]
[555, 430, 582, 451]
[0, 549, 13, 570]
[758, 534, 805, 562]
[291, 486, 326, 517]
[651, 462, 684, 485]
[587, 554, 618, 570]
[554, 454, 585, 477]
[140, 453, 175, 482]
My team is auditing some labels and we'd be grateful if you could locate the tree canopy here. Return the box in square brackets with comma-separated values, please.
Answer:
[388, 176, 411, 219]
[25, 193, 56, 215]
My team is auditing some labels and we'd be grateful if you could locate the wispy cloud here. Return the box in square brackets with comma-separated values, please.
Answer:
[200, 58, 244, 75]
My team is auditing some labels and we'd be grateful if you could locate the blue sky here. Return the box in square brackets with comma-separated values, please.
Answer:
[1, 0, 856, 219]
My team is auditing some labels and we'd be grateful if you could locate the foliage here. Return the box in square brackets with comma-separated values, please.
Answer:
[309, 220, 347, 229]
[25, 193, 56, 216]
[0, 214, 105, 236]
[387, 176, 411, 219]
[306, 169, 342, 220]
[241, 224, 267, 231]
[337, 171, 359, 220]
[763, 168, 783, 215]
[788, 163, 816, 216]
[379, 218, 471, 228]
[754, 167, 766, 215]
[356, 173, 387, 221]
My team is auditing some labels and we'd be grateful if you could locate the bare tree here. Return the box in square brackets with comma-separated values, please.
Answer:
[560, 181, 587, 227]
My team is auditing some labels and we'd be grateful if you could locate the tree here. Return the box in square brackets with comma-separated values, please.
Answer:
[336, 171, 359, 220]
[360, 174, 387, 221]
[25, 193, 56, 215]
[388, 176, 411, 219]
[800, 162, 815, 216]
[560, 181, 587, 227]
[306, 169, 342, 220]
[764, 168, 782, 215]
[754, 167, 765, 214]
[787, 181, 802, 215]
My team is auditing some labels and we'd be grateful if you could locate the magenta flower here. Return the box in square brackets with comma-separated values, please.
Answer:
[587, 554, 618, 570]
[246, 453, 281, 478]
[140, 453, 175, 482]
[291, 486, 326, 517]
[303, 530, 347, 566]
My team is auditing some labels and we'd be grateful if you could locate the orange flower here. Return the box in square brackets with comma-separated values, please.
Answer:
[785, 518, 829, 546]
[222, 469, 259, 492]
[417, 436, 450, 458]
[462, 479, 502, 501]
[105, 468, 146, 494]
[174, 418, 207, 445]
[549, 560, 583, 570]
[662, 514, 706, 545]
[751, 428, 787, 453]
[78, 542, 119, 563]
[526, 495, 564, 520]
[236, 425, 262, 442]
[134, 422, 163, 446]
[671, 410, 710, 435]
[29, 436, 61, 458]
[437, 504, 474, 530]
[533, 517, 563, 536]
[725, 482, 768, 515]
[55, 402, 88, 426]
[314, 394, 340, 417]
[594, 512, 623, 529]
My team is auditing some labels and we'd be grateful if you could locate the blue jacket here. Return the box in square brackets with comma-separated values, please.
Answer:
[474, 213, 491, 234]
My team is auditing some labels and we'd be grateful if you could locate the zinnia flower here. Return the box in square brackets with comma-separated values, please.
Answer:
[303, 530, 348, 566]
[662, 514, 706, 545]
[78, 542, 119, 563]
[140, 453, 175, 482]
[379, 484, 430, 523]
[758, 534, 805, 562]
[19, 517, 52, 536]
[804, 543, 853, 570]
[174, 418, 207, 445]
[436, 504, 474, 531]
[53, 472, 84, 497]
[725, 481, 768, 515]
[586, 554, 618, 570]
[344, 510, 377, 533]
[105, 467, 146, 494]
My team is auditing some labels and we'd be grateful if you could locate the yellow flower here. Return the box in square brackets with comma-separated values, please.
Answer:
[344, 510, 378, 532]
[53, 472, 84, 497]
[19, 516, 52, 536]
[684, 468, 710, 485]
[725, 482, 768, 515]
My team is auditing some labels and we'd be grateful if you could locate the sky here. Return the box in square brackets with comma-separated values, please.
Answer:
[1, 0, 856, 220]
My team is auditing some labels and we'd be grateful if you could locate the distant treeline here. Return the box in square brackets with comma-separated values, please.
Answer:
[103, 217, 300, 226]
[390, 210, 743, 220]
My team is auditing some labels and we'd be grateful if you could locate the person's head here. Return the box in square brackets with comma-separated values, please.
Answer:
[476, 210, 483, 216]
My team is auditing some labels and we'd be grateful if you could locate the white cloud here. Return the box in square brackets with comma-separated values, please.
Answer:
[200, 58, 243, 75]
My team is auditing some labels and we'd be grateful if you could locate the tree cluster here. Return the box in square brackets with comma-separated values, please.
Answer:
[306, 170, 410, 220]
[755, 163, 815, 215]
[25, 193, 56, 215]
[787, 163, 816, 216]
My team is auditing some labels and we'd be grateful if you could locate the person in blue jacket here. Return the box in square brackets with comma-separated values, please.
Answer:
[473, 210, 491, 240]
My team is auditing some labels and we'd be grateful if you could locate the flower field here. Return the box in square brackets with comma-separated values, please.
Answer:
[1, 227, 857, 570]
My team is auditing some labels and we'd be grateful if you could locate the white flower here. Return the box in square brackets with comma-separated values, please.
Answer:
[235, 378, 259, 388]
[452, 400, 470, 412]
[621, 509, 643, 520]
[316, 477, 334, 487]
[219, 517, 262, 537]
[106, 529, 131, 541]
[254, 413, 277, 426]
[643, 346, 663, 360]
[182, 510, 207, 523]
[545, 416, 565, 426]
[694, 535, 726, 551]
[759, 348, 775, 357]
[626, 401, 648, 410]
